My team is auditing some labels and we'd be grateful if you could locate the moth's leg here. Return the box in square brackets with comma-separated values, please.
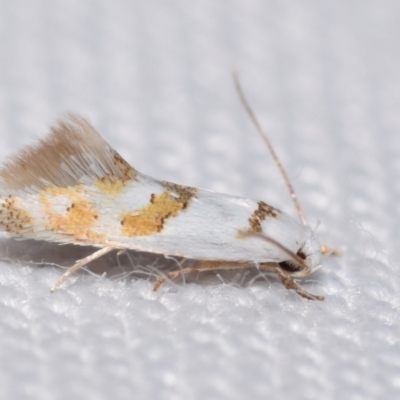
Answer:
[259, 263, 324, 301]
[154, 261, 324, 301]
[321, 246, 341, 257]
[51, 246, 116, 292]
[153, 261, 247, 291]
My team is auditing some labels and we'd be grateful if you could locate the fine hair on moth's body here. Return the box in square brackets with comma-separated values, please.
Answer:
[0, 74, 333, 300]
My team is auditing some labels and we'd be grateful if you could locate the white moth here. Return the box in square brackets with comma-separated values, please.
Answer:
[0, 74, 333, 300]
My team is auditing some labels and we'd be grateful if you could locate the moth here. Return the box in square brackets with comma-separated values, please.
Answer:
[0, 74, 333, 300]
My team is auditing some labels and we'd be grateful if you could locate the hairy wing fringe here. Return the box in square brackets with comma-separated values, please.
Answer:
[0, 114, 136, 193]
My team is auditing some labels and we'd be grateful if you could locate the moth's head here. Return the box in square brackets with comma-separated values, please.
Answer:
[278, 228, 321, 278]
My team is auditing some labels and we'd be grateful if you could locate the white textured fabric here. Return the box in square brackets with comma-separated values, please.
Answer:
[0, 1, 399, 399]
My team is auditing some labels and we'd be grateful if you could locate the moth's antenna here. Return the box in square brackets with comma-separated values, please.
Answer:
[233, 69, 307, 226]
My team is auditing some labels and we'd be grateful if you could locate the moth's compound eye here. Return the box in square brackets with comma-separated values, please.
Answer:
[278, 247, 309, 273]
[278, 260, 304, 273]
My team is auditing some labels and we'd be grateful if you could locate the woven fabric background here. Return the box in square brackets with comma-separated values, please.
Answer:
[0, 1, 399, 399]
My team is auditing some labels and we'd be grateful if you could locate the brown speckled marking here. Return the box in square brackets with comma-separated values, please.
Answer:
[0, 195, 33, 235]
[120, 185, 196, 237]
[113, 153, 137, 180]
[40, 186, 105, 243]
[249, 201, 280, 233]
[95, 155, 137, 195]
[162, 183, 197, 208]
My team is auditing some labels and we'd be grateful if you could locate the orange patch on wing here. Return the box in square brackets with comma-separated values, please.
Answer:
[40, 186, 105, 242]
[0, 195, 33, 235]
[120, 189, 194, 236]
[95, 175, 127, 196]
